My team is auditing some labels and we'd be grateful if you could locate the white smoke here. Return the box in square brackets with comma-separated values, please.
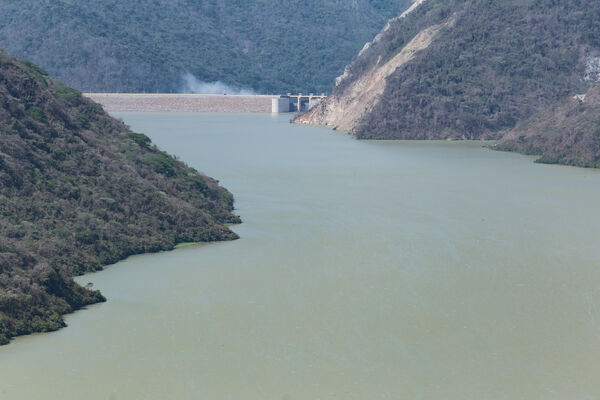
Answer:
[180, 73, 256, 94]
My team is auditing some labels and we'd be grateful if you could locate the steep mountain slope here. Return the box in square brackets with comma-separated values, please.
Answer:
[298, 0, 600, 141]
[495, 84, 600, 167]
[0, 0, 406, 94]
[0, 51, 240, 344]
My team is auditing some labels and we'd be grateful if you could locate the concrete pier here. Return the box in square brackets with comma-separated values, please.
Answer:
[271, 97, 291, 113]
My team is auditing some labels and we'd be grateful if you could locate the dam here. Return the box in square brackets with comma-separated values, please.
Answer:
[84, 93, 326, 113]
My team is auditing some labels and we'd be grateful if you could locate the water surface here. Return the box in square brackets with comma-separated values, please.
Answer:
[1, 113, 600, 399]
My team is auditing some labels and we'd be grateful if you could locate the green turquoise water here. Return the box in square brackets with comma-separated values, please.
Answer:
[1, 113, 600, 399]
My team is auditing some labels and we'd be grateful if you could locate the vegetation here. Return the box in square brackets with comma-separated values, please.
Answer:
[0, 0, 407, 94]
[329, 0, 599, 143]
[494, 84, 600, 167]
[0, 51, 240, 344]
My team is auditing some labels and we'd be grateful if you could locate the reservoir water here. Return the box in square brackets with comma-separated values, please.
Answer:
[2, 113, 600, 399]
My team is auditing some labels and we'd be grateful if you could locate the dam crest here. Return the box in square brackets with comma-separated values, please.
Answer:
[84, 93, 326, 113]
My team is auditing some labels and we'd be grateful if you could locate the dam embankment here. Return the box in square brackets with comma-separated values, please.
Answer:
[84, 93, 280, 113]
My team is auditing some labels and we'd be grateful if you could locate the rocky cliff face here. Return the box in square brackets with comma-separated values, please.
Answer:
[297, 0, 600, 143]
[297, 4, 455, 133]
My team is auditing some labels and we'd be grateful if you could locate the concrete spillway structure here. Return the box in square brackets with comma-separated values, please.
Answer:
[271, 97, 291, 113]
[290, 94, 326, 112]
[84, 93, 326, 113]
[273, 94, 326, 113]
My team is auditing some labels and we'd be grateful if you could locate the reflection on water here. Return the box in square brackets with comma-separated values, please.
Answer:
[1, 113, 600, 399]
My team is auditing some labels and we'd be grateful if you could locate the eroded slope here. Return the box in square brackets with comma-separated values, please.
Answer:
[299, 0, 600, 143]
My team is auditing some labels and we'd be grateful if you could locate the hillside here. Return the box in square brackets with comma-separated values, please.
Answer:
[0, 0, 406, 94]
[495, 84, 600, 167]
[298, 0, 600, 143]
[0, 51, 240, 344]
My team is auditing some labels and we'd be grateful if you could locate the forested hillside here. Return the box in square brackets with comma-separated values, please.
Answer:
[0, 51, 240, 344]
[299, 0, 600, 147]
[0, 0, 406, 93]
[495, 84, 600, 167]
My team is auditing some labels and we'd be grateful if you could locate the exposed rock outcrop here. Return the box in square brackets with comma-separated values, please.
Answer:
[297, 0, 600, 145]
[298, 8, 455, 133]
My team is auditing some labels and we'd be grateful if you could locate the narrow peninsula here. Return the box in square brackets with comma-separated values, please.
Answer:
[0, 51, 240, 344]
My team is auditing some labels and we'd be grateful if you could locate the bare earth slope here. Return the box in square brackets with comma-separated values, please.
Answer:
[297, 0, 600, 145]
[0, 51, 240, 344]
[297, 12, 455, 132]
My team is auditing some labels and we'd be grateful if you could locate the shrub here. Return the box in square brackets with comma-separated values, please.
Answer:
[54, 85, 81, 104]
[76, 231, 100, 245]
[27, 106, 45, 122]
[127, 132, 152, 147]
[146, 153, 177, 176]
[76, 114, 90, 128]
[22, 60, 48, 83]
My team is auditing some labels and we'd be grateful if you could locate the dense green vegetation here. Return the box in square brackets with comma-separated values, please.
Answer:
[495, 84, 600, 167]
[0, 51, 240, 344]
[331, 0, 599, 142]
[0, 0, 406, 94]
